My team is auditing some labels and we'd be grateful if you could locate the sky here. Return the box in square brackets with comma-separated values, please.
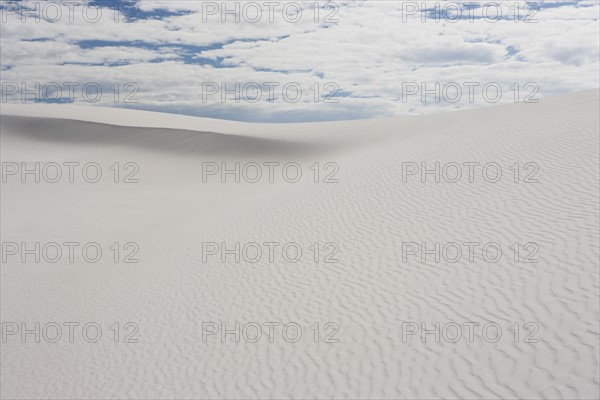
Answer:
[1, 0, 599, 122]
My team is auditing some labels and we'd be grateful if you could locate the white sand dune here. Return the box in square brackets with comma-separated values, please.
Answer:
[1, 90, 599, 399]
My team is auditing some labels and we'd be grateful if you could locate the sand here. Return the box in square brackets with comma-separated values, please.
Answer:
[1, 90, 599, 399]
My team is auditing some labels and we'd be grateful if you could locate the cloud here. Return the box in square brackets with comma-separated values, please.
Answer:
[1, 0, 598, 122]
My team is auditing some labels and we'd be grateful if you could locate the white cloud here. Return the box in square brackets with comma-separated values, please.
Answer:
[1, 0, 598, 121]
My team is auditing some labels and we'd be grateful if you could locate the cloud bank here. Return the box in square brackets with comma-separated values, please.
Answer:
[1, 0, 598, 122]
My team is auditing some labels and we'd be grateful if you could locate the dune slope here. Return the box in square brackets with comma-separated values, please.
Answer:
[1, 90, 599, 399]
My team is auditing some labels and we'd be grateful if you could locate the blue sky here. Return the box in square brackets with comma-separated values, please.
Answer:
[1, 0, 599, 122]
